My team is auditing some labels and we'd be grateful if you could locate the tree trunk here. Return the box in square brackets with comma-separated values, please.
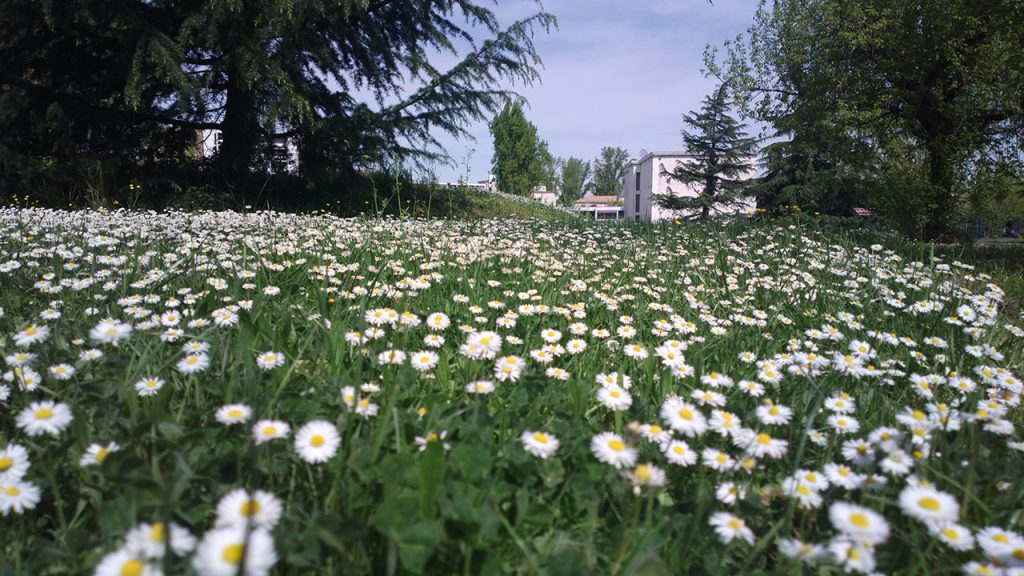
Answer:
[217, 4, 259, 188]
[924, 139, 955, 240]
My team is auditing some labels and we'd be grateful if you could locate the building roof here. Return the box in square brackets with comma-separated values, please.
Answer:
[575, 195, 619, 205]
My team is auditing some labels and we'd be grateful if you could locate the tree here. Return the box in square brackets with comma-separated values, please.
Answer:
[1, 1, 556, 193]
[707, 0, 1024, 238]
[589, 146, 630, 197]
[489, 101, 547, 196]
[654, 84, 758, 220]
[558, 156, 591, 206]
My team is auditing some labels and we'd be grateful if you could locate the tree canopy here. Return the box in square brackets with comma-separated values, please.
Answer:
[706, 0, 1024, 238]
[0, 0, 555, 197]
[589, 147, 630, 197]
[489, 101, 550, 196]
[655, 84, 758, 220]
[558, 157, 591, 206]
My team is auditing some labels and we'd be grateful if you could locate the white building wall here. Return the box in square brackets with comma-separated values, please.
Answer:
[621, 151, 757, 222]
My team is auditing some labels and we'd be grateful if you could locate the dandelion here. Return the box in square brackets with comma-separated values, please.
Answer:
[521, 431, 560, 459]
[294, 420, 341, 463]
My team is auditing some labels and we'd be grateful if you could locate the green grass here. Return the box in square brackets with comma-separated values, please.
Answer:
[0, 209, 1022, 575]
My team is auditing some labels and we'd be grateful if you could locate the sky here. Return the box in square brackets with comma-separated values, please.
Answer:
[425, 0, 762, 183]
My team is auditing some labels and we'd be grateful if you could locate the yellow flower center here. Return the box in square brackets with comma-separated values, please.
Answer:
[263, 426, 277, 436]
[6, 486, 21, 496]
[96, 448, 110, 463]
[634, 465, 651, 482]
[311, 434, 325, 447]
[796, 485, 811, 496]
[241, 499, 261, 517]
[533, 433, 549, 444]
[121, 559, 145, 576]
[649, 425, 662, 435]
[756, 433, 771, 445]
[769, 407, 780, 416]
[36, 408, 53, 420]
[727, 518, 742, 531]
[849, 513, 869, 528]
[610, 390, 621, 399]
[912, 410, 926, 421]
[223, 543, 245, 565]
[150, 522, 165, 542]
[608, 440, 625, 452]
[716, 454, 727, 464]
[673, 446, 686, 455]
[0, 457, 13, 471]
[25, 327, 38, 335]
[228, 409, 242, 418]
[678, 408, 693, 420]
[994, 533, 1010, 544]
[941, 528, 959, 540]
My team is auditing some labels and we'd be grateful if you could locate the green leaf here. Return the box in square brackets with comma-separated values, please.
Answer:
[419, 440, 446, 519]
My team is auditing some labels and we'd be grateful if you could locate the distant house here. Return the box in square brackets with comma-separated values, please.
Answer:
[436, 173, 497, 193]
[531, 185, 557, 206]
[195, 129, 300, 174]
[573, 195, 623, 220]
[620, 151, 756, 222]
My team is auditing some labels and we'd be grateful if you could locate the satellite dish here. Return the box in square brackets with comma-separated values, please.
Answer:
[638, 148, 648, 159]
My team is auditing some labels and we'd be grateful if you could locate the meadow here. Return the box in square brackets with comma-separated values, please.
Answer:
[1, 207, 1022, 575]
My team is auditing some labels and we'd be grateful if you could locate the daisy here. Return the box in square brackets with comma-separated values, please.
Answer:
[625, 464, 666, 489]
[409, 351, 439, 372]
[16, 400, 73, 436]
[755, 402, 793, 425]
[93, 549, 156, 576]
[255, 351, 285, 370]
[377, 349, 406, 365]
[701, 448, 734, 471]
[715, 481, 745, 505]
[192, 525, 277, 576]
[134, 377, 165, 397]
[124, 521, 197, 558]
[294, 420, 341, 463]
[782, 478, 823, 509]
[545, 367, 570, 381]
[0, 444, 30, 484]
[79, 442, 119, 466]
[596, 385, 632, 411]
[414, 430, 451, 452]
[827, 414, 860, 434]
[252, 420, 290, 445]
[745, 432, 789, 460]
[829, 501, 891, 544]
[354, 398, 378, 417]
[215, 404, 252, 425]
[590, 432, 638, 469]
[663, 439, 698, 466]
[521, 431, 560, 459]
[90, 318, 133, 345]
[13, 324, 50, 347]
[660, 396, 708, 437]
[426, 312, 450, 330]
[933, 522, 975, 551]
[176, 353, 210, 374]
[48, 364, 75, 380]
[80, 348, 104, 362]
[824, 462, 864, 490]
[0, 479, 41, 514]
[708, 511, 755, 545]
[777, 538, 825, 563]
[898, 484, 960, 528]
[465, 380, 495, 395]
[216, 488, 283, 530]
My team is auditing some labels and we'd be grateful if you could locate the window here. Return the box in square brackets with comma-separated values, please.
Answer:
[635, 171, 641, 191]
[635, 194, 640, 212]
[635, 214, 640, 222]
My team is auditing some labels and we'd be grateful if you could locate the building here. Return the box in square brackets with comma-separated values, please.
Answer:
[531, 185, 557, 206]
[573, 195, 624, 220]
[620, 151, 756, 222]
[195, 129, 300, 174]
[436, 173, 497, 193]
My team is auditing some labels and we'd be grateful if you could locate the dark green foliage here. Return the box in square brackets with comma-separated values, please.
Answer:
[489, 102, 551, 196]
[558, 157, 591, 206]
[589, 147, 630, 197]
[654, 84, 757, 220]
[0, 0, 555, 200]
[707, 0, 1024, 239]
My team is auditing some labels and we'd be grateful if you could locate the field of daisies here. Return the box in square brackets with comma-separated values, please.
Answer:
[1, 207, 1023, 576]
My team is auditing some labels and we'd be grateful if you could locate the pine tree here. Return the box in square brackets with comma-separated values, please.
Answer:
[655, 84, 757, 219]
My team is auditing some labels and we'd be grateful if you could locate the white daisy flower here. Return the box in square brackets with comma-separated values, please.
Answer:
[294, 420, 341, 463]
[16, 400, 73, 437]
[828, 501, 890, 544]
[521, 431, 560, 459]
[590, 432, 637, 469]
[708, 511, 755, 545]
[192, 525, 277, 576]
[215, 404, 252, 425]
[216, 488, 283, 530]
[255, 351, 285, 370]
[252, 420, 290, 445]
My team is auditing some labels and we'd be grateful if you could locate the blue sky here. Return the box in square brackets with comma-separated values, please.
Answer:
[425, 0, 761, 183]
